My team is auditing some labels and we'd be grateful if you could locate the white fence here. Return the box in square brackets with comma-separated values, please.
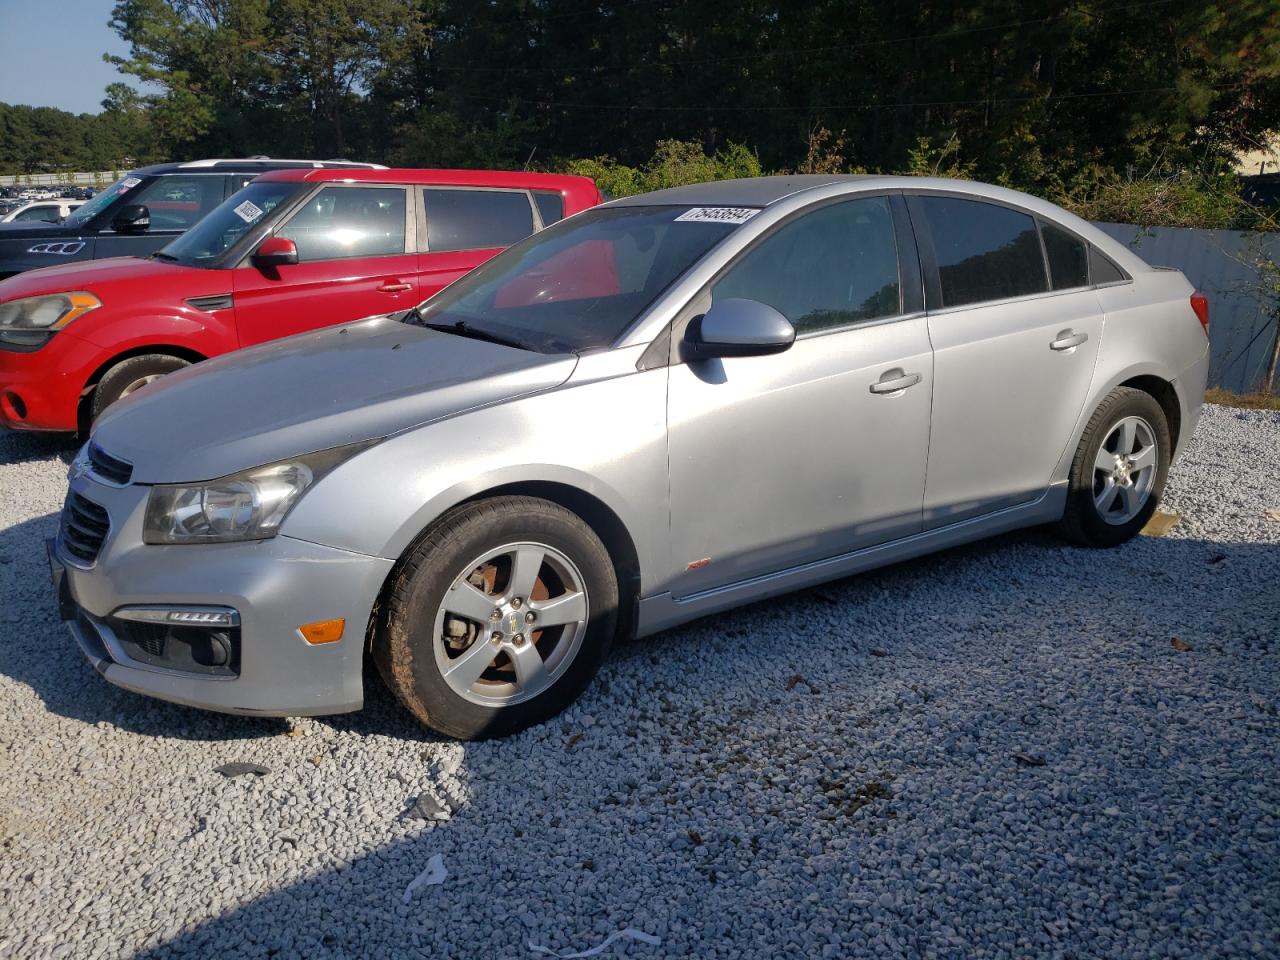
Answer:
[0, 171, 126, 187]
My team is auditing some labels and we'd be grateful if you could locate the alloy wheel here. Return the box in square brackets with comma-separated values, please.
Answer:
[432, 541, 589, 707]
[1092, 415, 1158, 525]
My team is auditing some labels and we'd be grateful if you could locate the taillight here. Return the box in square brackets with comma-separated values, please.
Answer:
[1190, 291, 1210, 337]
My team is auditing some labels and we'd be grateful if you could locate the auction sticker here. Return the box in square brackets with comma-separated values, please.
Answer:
[233, 199, 265, 222]
[120, 177, 141, 191]
[674, 207, 760, 225]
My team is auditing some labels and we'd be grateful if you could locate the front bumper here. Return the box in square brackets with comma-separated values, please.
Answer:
[0, 330, 104, 431]
[51, 473, 395, 716]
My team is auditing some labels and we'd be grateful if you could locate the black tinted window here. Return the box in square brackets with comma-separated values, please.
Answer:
[713, 197, 900, 334]
[1041, 221, 1089, 289]
[278, 185, 407, 261]
[533, 191, 565, 226]
[131, 175, 227, 231]
[1089, 246, 1126, 284]
[424, 189, 535, 252]
[919, 197, 1047, 307]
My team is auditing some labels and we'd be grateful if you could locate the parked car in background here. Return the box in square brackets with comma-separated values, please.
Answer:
[0, 168, 601, 431]
[0, 158, 385, 280]
[1, 199, 84, 224]
[49, 175, 1209, 739]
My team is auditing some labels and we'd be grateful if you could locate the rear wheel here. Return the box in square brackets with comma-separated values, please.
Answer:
[1059, 386, 1170, 547]
[91, 354, 190, 423]
[374, 496, 618, 740]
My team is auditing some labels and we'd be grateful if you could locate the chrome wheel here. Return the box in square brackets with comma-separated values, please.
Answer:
[432, 541, 589, 707]
[118, 374, 164, 399]
[1092, 416, 1158, 525]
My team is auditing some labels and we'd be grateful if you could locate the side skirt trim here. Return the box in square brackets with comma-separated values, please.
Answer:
[635, 484, 1066, 637]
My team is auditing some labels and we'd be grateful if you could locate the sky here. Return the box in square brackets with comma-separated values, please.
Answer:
[0, 0, 142, 114]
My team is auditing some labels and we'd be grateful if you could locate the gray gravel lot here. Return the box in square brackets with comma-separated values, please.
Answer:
[0, 404, 1277, 959]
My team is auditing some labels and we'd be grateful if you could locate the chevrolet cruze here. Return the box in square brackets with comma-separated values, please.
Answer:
[49, 175, 1211, 739]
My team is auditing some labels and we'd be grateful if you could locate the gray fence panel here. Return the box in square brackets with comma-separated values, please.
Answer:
[1092, 221, 1279, 393]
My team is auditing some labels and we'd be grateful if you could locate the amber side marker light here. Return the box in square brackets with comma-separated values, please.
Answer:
[299, 619, 345, 644]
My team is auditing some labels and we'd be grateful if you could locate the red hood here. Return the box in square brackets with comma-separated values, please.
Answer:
[0, 255, 219, 301]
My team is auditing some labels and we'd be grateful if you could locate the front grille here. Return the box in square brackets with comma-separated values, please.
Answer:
[59, 491, 109, 565]
[87, 442, 132, 485]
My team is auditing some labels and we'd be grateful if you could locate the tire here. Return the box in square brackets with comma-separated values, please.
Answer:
[1058, 386, 1171, 547]
[374, 496, 619, 740]
[91, 354, 190, 423]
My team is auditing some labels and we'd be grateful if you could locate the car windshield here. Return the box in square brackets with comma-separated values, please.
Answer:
[408, 204, 744, 352]
[159, 180, 301, 265]
[62, 175, 143, 229]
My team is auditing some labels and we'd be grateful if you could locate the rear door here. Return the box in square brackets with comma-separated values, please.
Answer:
[93, 174, 229, 259]
[416, 187, 540, 299]
[232, 183, 417, 346]
[908, 194, 1104, 527]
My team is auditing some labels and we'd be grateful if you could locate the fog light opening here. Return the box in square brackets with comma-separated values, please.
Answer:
[2, 391, 27, 421]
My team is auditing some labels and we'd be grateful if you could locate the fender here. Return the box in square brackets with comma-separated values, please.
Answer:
[76, 307, 236, 360]
[284, 363, 671, 595]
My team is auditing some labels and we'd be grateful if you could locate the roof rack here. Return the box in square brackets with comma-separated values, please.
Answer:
[176, 158, 387, 169]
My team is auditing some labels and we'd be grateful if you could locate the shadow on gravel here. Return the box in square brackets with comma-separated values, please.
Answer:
[82, 528, 1279, 958]
[0, 427, 78, 464]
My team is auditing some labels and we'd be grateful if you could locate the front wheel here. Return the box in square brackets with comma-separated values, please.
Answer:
[374, 496, 618, 740]
[1058, 386, 1171, 547]
[90, 354, 191, 424]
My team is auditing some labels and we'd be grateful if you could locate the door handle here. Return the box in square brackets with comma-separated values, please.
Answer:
[377, 280, 413, 293]
[1050, 330, 1088, 351]
[869, 370, 923, 395]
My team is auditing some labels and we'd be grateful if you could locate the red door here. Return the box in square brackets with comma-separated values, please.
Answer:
[415, 187, 541, 301]
[416, 248, 497, 301]
[232, 184, 418, 346]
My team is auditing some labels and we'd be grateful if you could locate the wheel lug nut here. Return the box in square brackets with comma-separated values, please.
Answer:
[491, 631, 504, 643]
[490, 608, 502, 622]
[511, 597, 523, 609]
[525, 611, 536, 623]
[513, 633, 526, 646]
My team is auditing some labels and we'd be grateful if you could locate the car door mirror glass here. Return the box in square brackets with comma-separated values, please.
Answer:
[683, 298, 796, 360]
[252, 236, 299, 268]
[111, 204, 151, 234]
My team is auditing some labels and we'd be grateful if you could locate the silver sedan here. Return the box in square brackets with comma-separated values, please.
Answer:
[52, 175, 1210, 739]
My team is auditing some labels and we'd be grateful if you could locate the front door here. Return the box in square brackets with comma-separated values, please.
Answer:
[232, 183, 418, 346]
[908, 195, 1105, 527]
[93, 174, 229, 260]
[667, 195, 933, 596]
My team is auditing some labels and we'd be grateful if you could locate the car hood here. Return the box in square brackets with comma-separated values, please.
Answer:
[91, 315, 578, 483]
[0, 255, 197, 299]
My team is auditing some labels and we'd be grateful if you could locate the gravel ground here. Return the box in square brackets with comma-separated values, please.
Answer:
[0, 404, 1277, 959]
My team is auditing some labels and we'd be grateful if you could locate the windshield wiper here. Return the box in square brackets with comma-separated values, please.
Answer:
[404, 309, 530, 351]
[151, 251, 180, 262]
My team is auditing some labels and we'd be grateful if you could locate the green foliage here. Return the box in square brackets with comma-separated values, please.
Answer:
[1057, 166, 1270, 231]
[3, 0, 1279, 236]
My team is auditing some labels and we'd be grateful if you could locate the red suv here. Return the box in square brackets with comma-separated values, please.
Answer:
[0, 168, 602, 431]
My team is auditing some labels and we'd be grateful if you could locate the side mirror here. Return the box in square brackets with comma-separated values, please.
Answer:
[252, 236, 299, 269]
[111, 204, 150, 234]
[683, 298, 796, 361]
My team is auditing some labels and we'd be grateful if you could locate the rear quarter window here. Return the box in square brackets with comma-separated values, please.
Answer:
[533, 191, 565, 226]
[918, 196, 1048, 307]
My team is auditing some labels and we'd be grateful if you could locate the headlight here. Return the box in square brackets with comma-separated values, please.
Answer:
[143, 441, 377, 544]
[0, 291, 100, 348]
